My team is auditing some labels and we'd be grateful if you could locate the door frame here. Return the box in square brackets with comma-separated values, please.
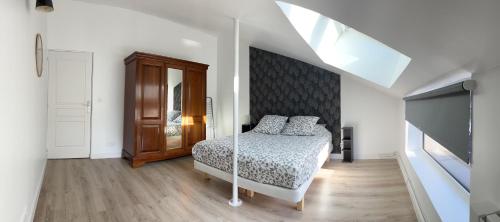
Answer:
[47, 49, 94, 159]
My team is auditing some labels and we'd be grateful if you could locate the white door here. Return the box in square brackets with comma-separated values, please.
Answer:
[47, 51, 92, 159]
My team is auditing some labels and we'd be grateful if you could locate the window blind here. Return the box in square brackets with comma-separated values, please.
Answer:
[404, 81, 474, 163]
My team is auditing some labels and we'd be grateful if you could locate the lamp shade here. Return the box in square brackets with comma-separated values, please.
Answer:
[36, 0, 54, 12]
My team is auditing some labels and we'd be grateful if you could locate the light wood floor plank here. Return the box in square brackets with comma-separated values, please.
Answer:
[35, 157, 417, 222]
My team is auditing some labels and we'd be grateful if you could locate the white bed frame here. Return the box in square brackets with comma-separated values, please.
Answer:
[194, 142, 332, 211]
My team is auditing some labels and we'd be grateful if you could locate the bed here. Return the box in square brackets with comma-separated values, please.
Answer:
[166, 121, 182, 136]
[192, 125, 332, 210]
[166, 110, 182, 137]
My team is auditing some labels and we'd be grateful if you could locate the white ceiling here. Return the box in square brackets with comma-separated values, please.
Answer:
[76, 0, 500, 97]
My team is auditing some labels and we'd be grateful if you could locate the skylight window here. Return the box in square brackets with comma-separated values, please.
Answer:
[276, 1, 411, 88]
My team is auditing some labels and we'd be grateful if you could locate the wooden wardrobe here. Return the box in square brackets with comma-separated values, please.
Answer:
[122, 52, 207, 167]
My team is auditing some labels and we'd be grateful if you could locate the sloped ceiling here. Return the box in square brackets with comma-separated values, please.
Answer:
[76, 0, 500, 97]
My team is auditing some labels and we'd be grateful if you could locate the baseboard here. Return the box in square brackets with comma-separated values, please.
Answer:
[27, 157, 47, 222]
[331, 152, 399, 160]
[396, 152, 426, 222]
[48, 151, 90, 159]
[90, 151, 122, 159]
[357, 152, 398, 159]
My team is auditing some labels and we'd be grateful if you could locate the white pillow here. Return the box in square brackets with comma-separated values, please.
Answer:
[252, 115, 288, 135]
[281, 116, 320, 136]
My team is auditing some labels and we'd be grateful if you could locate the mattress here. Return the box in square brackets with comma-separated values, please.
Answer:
[192, 125, 332, 189]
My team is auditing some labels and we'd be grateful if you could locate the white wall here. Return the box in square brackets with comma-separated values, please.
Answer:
[341, 75, 404, 159]
[0, 1, 48, 221]
[216, 31, 234, 136]
[470, 66, 500, 221]
[46, 0, 218, 158]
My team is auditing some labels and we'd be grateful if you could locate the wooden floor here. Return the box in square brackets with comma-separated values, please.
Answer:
[34, 157, 417, 222]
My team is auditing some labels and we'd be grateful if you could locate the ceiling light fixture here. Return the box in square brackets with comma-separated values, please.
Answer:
[36, 0, 54, 12]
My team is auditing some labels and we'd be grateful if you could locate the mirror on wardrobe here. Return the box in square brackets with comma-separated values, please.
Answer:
[166, 68, 183, 150]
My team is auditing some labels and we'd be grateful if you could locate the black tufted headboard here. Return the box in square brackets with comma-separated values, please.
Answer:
[249, 47, 341, 152]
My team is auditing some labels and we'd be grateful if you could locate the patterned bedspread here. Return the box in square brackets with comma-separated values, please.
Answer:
[192, 126, 332, 189]
[167, 122, 182, 136]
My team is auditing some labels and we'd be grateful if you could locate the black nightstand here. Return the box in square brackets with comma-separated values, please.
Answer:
[342, 127, 353, 162]
[242, 124, 254, 133]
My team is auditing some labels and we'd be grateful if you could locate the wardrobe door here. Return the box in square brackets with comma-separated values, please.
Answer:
[136, 59, 165, 156]
[183, 67, 206, 152]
